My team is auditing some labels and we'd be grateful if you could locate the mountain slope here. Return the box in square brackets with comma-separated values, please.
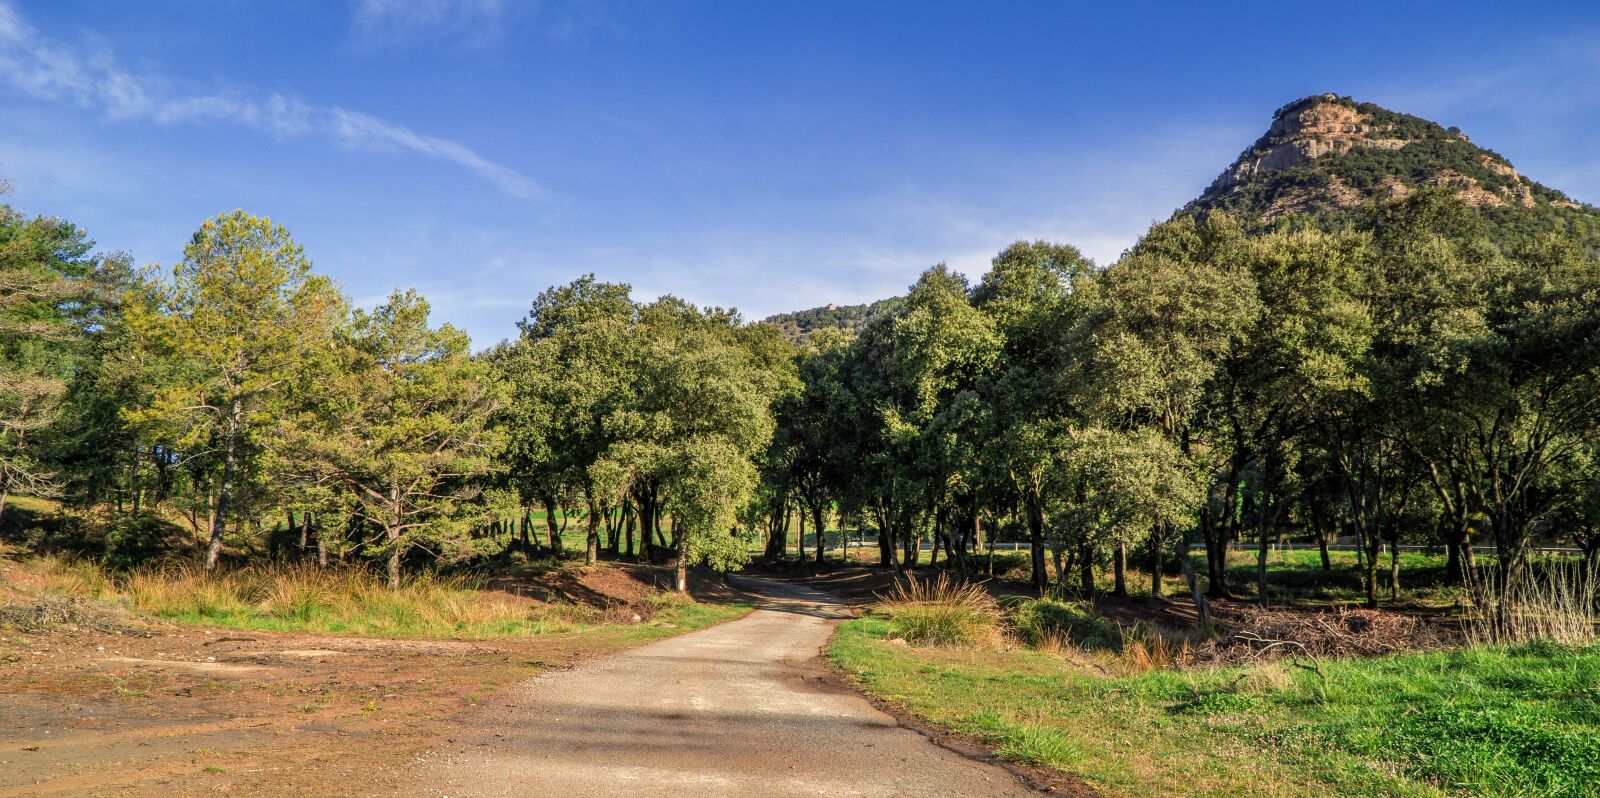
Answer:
[763, 296, 905, 343]
[1189, 94, 1600, 245]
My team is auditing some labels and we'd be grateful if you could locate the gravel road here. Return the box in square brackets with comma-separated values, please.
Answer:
[402, 575, 1036, 797]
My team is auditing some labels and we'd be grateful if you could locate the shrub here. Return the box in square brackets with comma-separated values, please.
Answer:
[876, 574, 999, 647]
[1008, 597, 1120, 650]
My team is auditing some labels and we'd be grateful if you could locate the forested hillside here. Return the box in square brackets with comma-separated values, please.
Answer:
[762, 296, 905, 342]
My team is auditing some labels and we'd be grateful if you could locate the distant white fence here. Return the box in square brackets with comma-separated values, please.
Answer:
[789, 540, 1585, 556]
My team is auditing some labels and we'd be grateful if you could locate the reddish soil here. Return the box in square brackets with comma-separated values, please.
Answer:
[0, 561, 738, 798]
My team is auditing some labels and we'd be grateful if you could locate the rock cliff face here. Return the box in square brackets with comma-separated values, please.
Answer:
[1206, 96, 1407, 198]
[1191, 94, 1588, 221]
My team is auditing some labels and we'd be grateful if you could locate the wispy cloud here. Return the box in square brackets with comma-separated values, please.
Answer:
[0, 1, 540, 198]
[350, 0, 506, 47]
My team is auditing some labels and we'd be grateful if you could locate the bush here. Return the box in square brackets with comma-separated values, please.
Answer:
[1007, 597, 1120, 650]
[876, 574, 999, 647]
[103, 514, 187, 568]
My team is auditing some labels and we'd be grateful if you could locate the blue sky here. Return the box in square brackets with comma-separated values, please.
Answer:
[2, 1, 1598, 345]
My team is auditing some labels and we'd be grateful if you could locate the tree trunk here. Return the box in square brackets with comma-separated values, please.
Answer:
[314, 512, 327, 568]
[1149, 522, 1164, 598]
[386, 524, 402, 590]
[674, 531, 688, 592]
[901, 511, 919, 567]
[1363, 536, 1380, 609]
[1256, 521, 1270, 609]
[624, 502, 636, 558]
[797, 510, 806, 561]
[1442, 510, 1472, 586]
[875, 504, 893, 568]
[544, 496, 562, 554]
[763, 499, 787, 559]
[1113, 541, 1127, 597]
[1181, 551, 1212, 632]
[1078, 541, 1095, 597]
[1026, 498, 1047, 595]
[205, 399, 243, 573]
[814, 502, 826, 566]
[1309, 498, 1333, 572]
[585, 499, 600, 565]
[637, 488, 655, 563]
[1389, 535, 1401, 600]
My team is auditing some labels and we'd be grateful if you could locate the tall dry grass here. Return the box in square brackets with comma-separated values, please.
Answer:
[1464, 559, 1599, 646]
[27, 557, 576, 637]
[876, 573, 1001, 647]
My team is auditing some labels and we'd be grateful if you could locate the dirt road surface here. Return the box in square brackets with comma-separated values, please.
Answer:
[400, 576, 1036, 797]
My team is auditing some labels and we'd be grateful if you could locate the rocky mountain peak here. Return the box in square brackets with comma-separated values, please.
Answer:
[1191, 94, 1585, 221]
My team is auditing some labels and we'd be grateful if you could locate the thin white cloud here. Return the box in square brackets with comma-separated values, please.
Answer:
[0, 1, 540, 199]
[327, 107, 539, 198]
[351, 0, 505, 47]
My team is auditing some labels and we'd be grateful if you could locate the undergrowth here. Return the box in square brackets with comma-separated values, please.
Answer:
[6, 555, 733, 638]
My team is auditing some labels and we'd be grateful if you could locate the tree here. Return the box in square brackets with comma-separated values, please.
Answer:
[294, 290, 505, 589]
[1081, 214, 1256, 596]
[1051, 426, 1201, 596]
[779, 327, 849, 565]
[124, 211, 343, 571]
[973, 241, 1093, 591]
[0, 206, 99, 522]
[499, 276, 637, 564]
[1369, 193, 1600, 588]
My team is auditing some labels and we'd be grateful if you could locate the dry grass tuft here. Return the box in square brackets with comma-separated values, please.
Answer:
[1464, 560, 1599, 647]
[875, 573, 1000, 648]
[1114, 622, 1192, 675]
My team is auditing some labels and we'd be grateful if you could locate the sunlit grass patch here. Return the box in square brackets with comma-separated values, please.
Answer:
[830, 616, 1600, 798]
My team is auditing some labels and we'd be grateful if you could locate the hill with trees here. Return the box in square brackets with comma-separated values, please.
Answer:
[1188, 93, 1600, 248]
[762, 296, 905, 343]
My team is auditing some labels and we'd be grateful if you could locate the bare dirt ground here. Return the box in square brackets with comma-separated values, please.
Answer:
[0, 562, 734, 798]
[402, 575, 1042, 798]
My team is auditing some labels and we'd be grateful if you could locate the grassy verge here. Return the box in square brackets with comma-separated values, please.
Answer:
[829, 618, 1600, 798]
[8, 555, 750, 639]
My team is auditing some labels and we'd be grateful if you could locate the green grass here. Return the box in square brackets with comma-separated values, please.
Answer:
[830, 618, 1600, 798]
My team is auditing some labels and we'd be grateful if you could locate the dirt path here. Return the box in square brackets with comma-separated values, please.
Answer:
[400, 576, 1037, 797]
